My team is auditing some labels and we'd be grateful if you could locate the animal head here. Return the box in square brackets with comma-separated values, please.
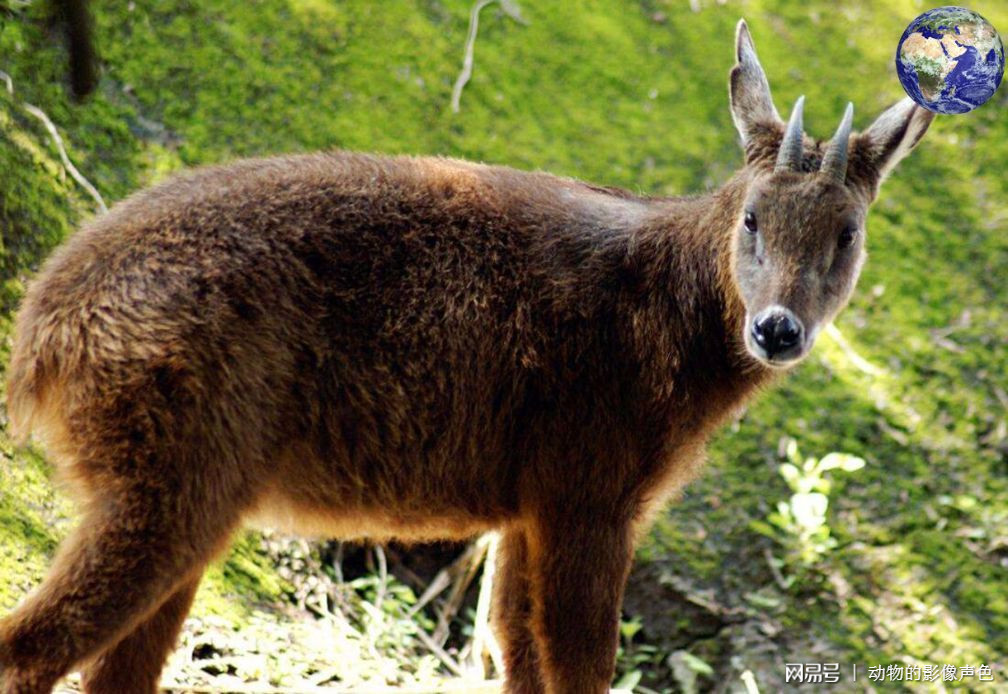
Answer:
[728, 19, 933, 368]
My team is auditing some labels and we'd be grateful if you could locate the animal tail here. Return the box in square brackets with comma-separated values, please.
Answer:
[6, 295, 82, 446]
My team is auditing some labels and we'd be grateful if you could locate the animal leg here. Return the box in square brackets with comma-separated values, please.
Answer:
[492, 529, 542, 693]
[0, 478, 240, 694]
[79, 574, 202, 694]
[526, 510, 633, 694]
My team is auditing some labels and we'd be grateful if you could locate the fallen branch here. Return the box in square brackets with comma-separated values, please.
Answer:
[432, 540, 488, 645]
[23, 102, 108, 213]
[407, 564, 452, 618]
[413, 622, 466, 678]
[450, 0, 526, 114]
[372, 544, 389, 618]
[465, 532, 503, 677]
[0, 68, 107, 214]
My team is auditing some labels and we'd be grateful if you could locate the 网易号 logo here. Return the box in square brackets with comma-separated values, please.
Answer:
[785, 663, 841, 684]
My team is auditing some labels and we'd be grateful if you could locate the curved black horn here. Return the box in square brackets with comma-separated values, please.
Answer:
[774, 95, 805, 173]
[820, 102, 854, 183]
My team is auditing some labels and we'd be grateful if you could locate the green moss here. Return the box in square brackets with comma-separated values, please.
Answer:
[193, 533, 294, 622]
[0, 446, 72, 610]
[214, 533, 293, 607]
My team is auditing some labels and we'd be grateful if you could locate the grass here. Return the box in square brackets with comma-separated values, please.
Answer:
[1, 0, 1006, 690]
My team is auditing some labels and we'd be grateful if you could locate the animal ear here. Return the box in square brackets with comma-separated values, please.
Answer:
[851, 98, 934, 192]
[729, 19, 782, 147]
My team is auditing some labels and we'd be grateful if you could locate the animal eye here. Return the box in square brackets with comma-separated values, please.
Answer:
[744, 211, 758, 235]
[838, 226, 857, 249]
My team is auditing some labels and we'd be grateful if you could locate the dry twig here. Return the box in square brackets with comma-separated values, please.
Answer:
[432, 540, 488, 645]
[450, 0, 526, 113]
[372, 544, 389, 618]
[413, 623, 466, 677]
[407, 566, 452, 618]
[0, 68, 107, 213]
[466, 533, 503, 677]
[22, 103, 107, 214]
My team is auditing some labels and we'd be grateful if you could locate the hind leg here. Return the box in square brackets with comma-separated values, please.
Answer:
[0, 473, 242, 693]
[493, 529, 543, 693]
[79, 574, 201, 694]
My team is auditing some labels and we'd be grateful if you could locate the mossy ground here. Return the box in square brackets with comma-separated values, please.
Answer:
[0, 0, 1006, 691]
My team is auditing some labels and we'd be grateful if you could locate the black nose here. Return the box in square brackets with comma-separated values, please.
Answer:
[751, 309, 804, 358]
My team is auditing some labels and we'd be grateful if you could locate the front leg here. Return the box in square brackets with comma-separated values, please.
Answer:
[525, 507, 634, 694]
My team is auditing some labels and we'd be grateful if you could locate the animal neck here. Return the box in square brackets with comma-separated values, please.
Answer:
[626, 172, 772, 420]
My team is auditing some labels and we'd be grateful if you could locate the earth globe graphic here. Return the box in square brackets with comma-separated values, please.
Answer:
[896, 6, 1004, 114]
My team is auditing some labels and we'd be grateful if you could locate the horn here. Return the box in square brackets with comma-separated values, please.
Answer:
[774, 95, 805, 173]
[820, 102, 854, 183]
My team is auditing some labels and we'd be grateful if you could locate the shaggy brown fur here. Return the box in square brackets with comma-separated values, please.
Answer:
[0, 20, 931, 694]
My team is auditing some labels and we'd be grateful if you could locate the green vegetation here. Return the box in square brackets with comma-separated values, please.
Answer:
[1, 0, 1006, 691]
[752, 440, 865, 574]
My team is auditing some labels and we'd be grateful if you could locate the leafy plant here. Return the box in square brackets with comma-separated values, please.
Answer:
[752, 439, 865, 579]
[614, 615, 713, 694]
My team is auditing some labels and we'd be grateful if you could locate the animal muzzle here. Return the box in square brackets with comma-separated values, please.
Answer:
[748, 306, 805, 364]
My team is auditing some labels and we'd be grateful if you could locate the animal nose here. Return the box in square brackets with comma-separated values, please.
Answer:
[751, 308, 804, 358]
